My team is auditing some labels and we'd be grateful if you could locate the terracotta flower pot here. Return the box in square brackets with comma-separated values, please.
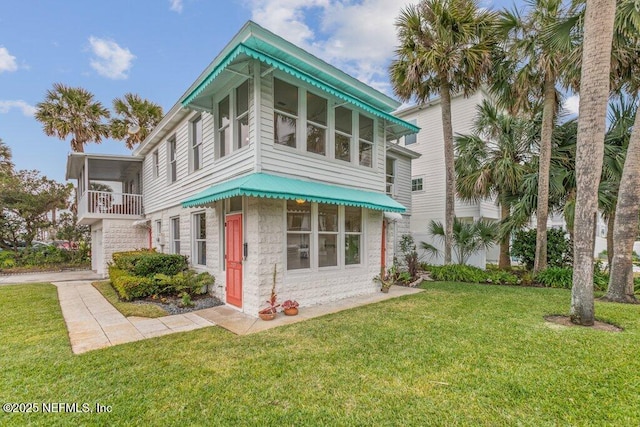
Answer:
[284, 307, 298, 316]
[381, 287, 390, 294]
[259, 312, 277, 321]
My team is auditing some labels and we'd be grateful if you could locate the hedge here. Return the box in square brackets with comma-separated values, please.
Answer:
[112, 250, 188, 277]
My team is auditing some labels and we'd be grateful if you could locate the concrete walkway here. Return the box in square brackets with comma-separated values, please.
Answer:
[0, 270, 101, 285]
[53, 280, 214, 354]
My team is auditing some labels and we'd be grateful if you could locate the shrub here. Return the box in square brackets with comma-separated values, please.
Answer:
[111, 273, 156, 301]
[399, 234, 419, 279]
[486, 270, 519, 286]
[429, 265, 488, 283]
[535, 267, 573, 289]
[112, 250, 188, 277]
[153, 271, 214, 295]
[511, 228, 572, 270]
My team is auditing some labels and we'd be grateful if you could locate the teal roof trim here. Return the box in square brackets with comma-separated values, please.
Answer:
[181, 44, 419, 137]
[181, 173, 406, 213]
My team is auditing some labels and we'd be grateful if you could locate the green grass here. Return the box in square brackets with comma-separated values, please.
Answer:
[2, 282, 640, 426]
[92, 281, 167, 318]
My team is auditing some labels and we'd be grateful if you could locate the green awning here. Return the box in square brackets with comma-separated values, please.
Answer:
[181, 172, 406, 213]
[181, 43, 420, 139]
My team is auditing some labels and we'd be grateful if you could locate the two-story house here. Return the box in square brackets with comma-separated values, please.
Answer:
[66, 21, 419, 316]
[394, 90, 501, 267]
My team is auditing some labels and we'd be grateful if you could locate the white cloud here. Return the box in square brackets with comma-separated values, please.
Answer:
[88, 36, 135, 80]
[247, 0, 413, 94]
[0, 46, 18, 73]
[0, 100, 36, 116]
[563, 95, 580, 116]
[169, 0, 183, 13]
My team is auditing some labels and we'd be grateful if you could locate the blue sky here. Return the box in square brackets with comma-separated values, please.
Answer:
[0, 0, 525, 183]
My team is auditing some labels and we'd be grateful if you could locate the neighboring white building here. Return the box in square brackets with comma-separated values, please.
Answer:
[394, 90, 501, 267]
[65, 21, 419, 317]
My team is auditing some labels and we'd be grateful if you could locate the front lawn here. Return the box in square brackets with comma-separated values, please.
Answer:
[1, 282, 639, 425]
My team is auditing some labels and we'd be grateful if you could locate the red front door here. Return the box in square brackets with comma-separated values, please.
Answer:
[226, 213, 243, 307]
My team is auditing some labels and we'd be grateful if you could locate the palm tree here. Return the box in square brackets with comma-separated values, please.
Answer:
[110, 93, 163, 149]
[34, 83, 110, 153]
[0, 138, 13, 176]
[422, 217, 498, 265]
[455, 100, 532, 268]
[569, 0, 617, 325]
[389, 0, 498, 264]
[493, 0, 580, 273]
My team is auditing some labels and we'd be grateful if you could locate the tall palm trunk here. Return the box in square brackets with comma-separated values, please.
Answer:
[440, 81, 456, 265]
[499, 197, 512, 269]
[607, 211, 615, 268]
[604, 107, 640, 303]
[571, 0, 616, 325]
[533, 75, 556, 273]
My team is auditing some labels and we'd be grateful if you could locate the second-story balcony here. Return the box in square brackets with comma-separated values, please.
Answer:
[66, 153, 145, 225]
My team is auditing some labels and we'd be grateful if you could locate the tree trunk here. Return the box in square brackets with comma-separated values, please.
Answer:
[604, 101, 640, 304]
[533, 75, 556, 273]
[499, 198, 512, 269]
[606, 211, 614, 268]
[571, 0, 616, 325]
[440, 82, 456, 265]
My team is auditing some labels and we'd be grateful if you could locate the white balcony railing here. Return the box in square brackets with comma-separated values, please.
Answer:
[78, 190, 143, 217]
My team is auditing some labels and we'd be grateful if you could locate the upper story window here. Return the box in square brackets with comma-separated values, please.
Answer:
[335, 106, 352, 162]
[236, 80, 249, 149]
[191, 116, 203, 171]
[404, 119, 417, 145]
[359, 114, 374, 167]
[386, 157, 395, 196]
[273, 77, 374, 168]
[218, 96, 231, 157]
[168, 136, 177, 183]
[307, 92, 327, 155]
[274, 79, 298, 148]
[152, 150, 159, 178]
[412, 177, 423, 191]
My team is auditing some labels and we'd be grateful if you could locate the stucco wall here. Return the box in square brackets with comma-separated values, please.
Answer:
[100, 219, 149, 277]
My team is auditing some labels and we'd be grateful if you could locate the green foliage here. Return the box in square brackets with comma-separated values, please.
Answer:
[112, 250, 188, 277]
[423, 218, 498, 265]
[486, 269, 519, 286]
[180, 292, 194, 308]
[511, 228, 571, 270]
[535, 267, 573, 289]
[111, 272, 155, 301]
[429, 264, 488, 283]
[399, 234, 419, 278]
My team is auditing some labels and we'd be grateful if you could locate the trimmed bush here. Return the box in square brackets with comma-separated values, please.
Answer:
[112, 250, 188, 277]
[111, 272, 156, 301]
[429, 265, 488, 283]
[511, 228, 572, 270]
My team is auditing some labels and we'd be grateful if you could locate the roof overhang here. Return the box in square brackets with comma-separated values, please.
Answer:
[181, 172, 406, 213]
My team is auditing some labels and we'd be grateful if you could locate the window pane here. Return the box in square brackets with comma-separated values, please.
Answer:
[287, 233, 310, 270]
[345, 234, 361, 265]
[287, 200, 310, 231]
[345, 207, 361, 232]
[197, 214, 206, 239]
[274, 79, 298, 115]
[318, 203, 338, 232]
[335, 133, 351, 162]
[197, 241, 206, 265]
[335, 106, 352, 134]
[359, 141, 372, 167]
[307, 92, 327, 126]
[236, 81, 248, 115]
[359, 114, 373, 142]
[193, 117, 202, 145]
[218, 97, 230, 128]
[319, 234, 337, 267]
[238, 114, 249, 148]
[275, 112, 296, 147]
[194, 144, 201, 170]
[307, 124, 326, 155]
[220, 126, 232, 157]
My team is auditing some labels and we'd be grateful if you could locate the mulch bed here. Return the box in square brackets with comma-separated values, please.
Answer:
[131, 294, 224, 315]
[544, 315, 622, 332]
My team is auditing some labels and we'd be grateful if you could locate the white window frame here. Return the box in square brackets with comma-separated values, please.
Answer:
[412, 177, 424, 192]
[190, 115, 203, 172]
[168, 136, 177, 184]
[386, 157, 396, 196]
[358, 113, 374, 168]
[192, 212, 206, 266]
[152, 150, 159, 178]
[344, 206, 362, 266]
[306, 90, 328, 156]
[170, 216, 180, 255]
[236, 80, 250, 150]
[274, 78, 299, 149]
[334, 106, 354, 163]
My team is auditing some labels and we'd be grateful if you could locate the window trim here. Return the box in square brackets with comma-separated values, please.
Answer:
[152, 150, 159, 178]
[190, 115, 203, 172]
[167, 136, 177, 184]
[170, 216, 180, 255]
[192, 211, 207, 266]
[411, 177, 424, 192]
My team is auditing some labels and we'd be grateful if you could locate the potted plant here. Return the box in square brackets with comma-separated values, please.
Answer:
[281, 300, 299, 316]
[259, 265, 280, 320]
[373, 266, 397, 293]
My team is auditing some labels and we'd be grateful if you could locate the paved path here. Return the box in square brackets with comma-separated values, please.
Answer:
[53, 280, 214, 354]
[0, 270, 101, 285]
